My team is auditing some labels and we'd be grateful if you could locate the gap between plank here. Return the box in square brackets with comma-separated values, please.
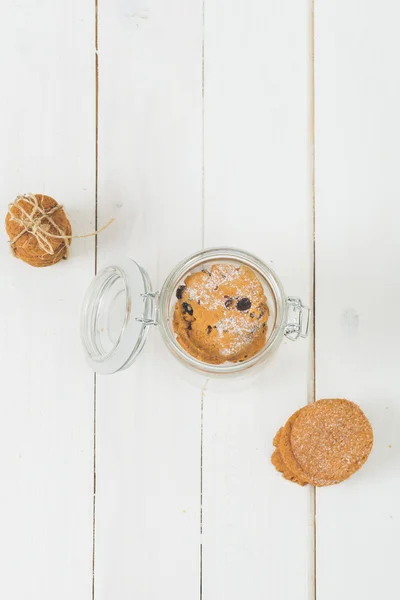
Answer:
[199, 392, 204, 600]
[94, 0, 99, 275]
[201, 0, 205, 251]
[200, 2, 205, 599]
[311, 0, 316, 599]
[92, 1, 99, 599]
[200, 381, 207, 600]
[92, 374, 97, 600]
[200, 390, 204, 538]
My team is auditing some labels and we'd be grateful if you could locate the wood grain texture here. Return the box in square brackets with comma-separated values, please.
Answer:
[94, 1, 203, 598]
[202, 2, 314, 599]
[0, 2, 96, 599]
[315, 1, 400, 598]
[3, 1, 398, 599]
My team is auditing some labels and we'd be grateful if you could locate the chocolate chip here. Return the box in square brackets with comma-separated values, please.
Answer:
[182, 302, 193, 316]
[207, 325, 212, 334]
[188, 323, 192, 331]
[237, 298, 251, 311]
[225, 297, 234, 308]
[197, 300, 201, 305]
[176, 285, 186, 299]
[249, 312, 255, 318]
[214, 286, 219, 291]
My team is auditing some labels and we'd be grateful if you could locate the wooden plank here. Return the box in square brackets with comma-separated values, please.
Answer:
[314, 2, 400, 598]
[94, 1, 203, 598]
[202, 2, 314, 599]
[0, 2, 96, 599]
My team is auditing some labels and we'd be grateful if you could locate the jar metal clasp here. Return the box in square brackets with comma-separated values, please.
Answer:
[284, 297, 310, 341]
[136, 291, 159, 326]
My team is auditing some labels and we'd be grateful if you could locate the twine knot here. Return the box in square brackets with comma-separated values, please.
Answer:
[7, 193, 114, 262]
[8, 193, 70, 258]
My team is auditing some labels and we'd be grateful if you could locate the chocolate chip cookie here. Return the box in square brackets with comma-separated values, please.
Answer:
[173, 263, 269, 364]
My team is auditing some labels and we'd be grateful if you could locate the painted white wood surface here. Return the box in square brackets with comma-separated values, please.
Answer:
[94, 2, 203, 599]
[2, 1, 399, 599]
[315, 2, 400, 599]
[0, 2, 96, 600]
[202, 2, 314, 599]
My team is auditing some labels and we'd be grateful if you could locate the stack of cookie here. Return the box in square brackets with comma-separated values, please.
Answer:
[271, 399, 373, 486]
[6, 194, 71, 267]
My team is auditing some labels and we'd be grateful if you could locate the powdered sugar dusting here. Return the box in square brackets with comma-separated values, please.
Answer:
[216, 314, 258, 357]
[185, 264, 261, 311]
[290, 399, 373, 483]
[173, 263, 270, 363]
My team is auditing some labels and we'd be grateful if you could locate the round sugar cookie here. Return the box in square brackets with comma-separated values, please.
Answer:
[277, 410, 331, 486]
[290, 399, 373, 486]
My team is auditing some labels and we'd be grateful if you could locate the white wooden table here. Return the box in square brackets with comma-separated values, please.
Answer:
[1, 1, 399, 599]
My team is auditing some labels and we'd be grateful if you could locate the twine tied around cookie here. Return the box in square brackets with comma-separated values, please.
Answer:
[7, 193, 113, 259]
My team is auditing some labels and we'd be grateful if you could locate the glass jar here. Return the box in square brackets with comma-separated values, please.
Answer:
[80, 247, 309, 377]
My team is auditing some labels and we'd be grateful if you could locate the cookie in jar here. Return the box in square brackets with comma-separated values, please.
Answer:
[81, 247, 309, 377]
[173, 263, 269, 365]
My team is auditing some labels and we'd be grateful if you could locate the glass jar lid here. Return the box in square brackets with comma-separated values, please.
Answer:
[80, 258, 155, 374]
[81, 248, 310, 376]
